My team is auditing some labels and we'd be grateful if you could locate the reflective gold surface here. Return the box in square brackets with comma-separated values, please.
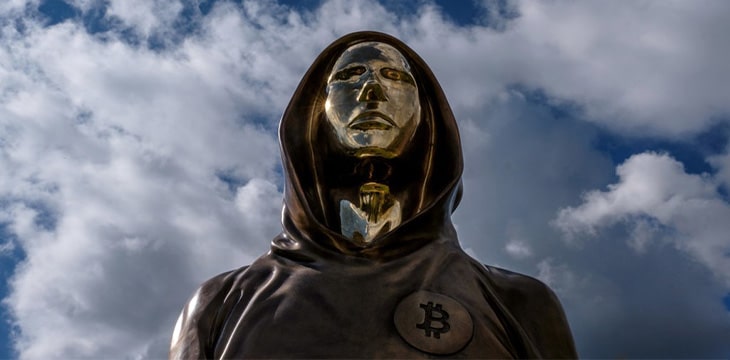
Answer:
[339, 182, 401, 244]
[325, 42, 421, 159]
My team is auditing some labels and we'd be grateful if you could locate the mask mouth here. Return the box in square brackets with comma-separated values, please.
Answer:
[349, 111, 395, 130]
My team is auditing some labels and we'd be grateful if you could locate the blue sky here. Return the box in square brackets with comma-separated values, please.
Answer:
[1, 0, 729, 358]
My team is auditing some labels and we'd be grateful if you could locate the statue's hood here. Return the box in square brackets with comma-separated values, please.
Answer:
[272, 31, 463, 261]
[169, 35, 577, 358]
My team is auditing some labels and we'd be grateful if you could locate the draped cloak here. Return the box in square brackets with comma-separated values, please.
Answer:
[169, 31, 577, 359]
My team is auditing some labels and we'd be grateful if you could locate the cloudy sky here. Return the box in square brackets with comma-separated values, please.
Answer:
[1, 0, 729, 358]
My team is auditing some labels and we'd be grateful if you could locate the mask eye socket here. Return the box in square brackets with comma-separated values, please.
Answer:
[333, 66, 366, 81]
[381, 68, 415, 85]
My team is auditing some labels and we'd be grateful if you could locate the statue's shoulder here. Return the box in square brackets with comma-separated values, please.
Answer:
[482, 265, 578, 358]
[482, 265, 556, 303]
[169, 265, 249, 359]
[196, 266, 247, 301]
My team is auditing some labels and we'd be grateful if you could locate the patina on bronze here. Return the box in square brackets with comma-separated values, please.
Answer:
[169, 31, 578, 359]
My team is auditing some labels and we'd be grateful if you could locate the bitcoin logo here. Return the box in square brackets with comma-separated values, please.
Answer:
[415, 302, 450, 338]
[394, 291, 474, 355]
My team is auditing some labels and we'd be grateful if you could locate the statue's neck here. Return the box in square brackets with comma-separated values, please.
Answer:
[320, 156, 404, 246]
[319, 143, 426, 246]
[339, 181, 401, 245]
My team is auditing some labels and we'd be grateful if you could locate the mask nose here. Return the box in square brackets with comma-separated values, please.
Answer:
[357, 80, 388, 102]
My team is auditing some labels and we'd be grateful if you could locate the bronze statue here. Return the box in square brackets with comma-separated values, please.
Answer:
[169, 31, 577, 359]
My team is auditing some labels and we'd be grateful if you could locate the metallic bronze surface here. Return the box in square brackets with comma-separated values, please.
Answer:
[169, 31, 578, 359]
[394, 290, 474, 355]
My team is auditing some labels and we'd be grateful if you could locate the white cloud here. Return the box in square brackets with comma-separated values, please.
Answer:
[0, 6, 285, 358]
[505, 239, 532, 259]
[106, 0, 183, 38]
[554, 152, 730, 285]
[708, 145, 730, 192]
[504, 222, 533, 259]
[513, 0, 730, 136]
[626, 217, 662, 254]
[411, 0, 730, 137]
[0, 0, 34, 16]
[235, 178, 282, 240]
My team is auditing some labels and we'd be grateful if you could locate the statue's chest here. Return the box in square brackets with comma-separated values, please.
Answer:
[213, 269, 516, 358]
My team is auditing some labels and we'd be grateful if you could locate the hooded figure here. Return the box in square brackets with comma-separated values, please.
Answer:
[169, 32, 577, 359]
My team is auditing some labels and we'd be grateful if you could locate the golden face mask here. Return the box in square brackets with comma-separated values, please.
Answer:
[325, 42, 421, 159]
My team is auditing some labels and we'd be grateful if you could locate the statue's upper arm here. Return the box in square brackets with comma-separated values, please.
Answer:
[169, 287, 207, 359]
[169, 269, 241, 360]
[484, 265, 578, 359]
[523, 281, 577, 358]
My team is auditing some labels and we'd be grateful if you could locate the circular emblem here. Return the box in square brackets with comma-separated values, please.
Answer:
[393, 290, 474, 355]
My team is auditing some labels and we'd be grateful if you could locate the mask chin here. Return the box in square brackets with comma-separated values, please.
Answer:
[353, 147, 397, 159]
